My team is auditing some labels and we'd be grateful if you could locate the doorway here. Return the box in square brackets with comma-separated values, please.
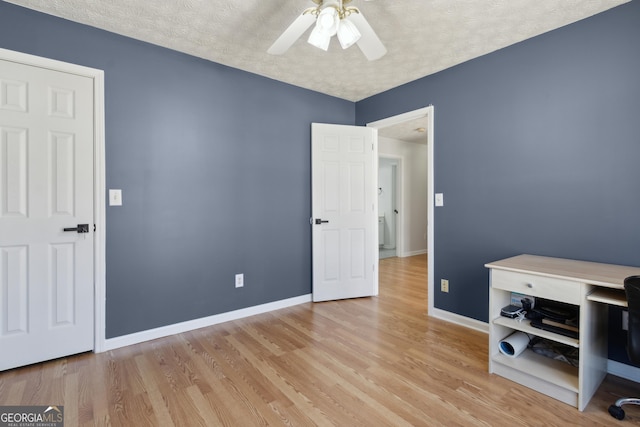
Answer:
[378, 157, 399, 259]
[367, 106, 434, 315]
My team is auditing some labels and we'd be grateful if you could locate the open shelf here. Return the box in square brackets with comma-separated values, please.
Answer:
[492, 316, 579, 348]
[492, 349, 579, 393]
[587, 288, 626, 307]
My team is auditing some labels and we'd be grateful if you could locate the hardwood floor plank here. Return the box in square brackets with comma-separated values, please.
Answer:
[133, 353, 176, 427]
[1, 254, 638, 425]
[2, 380, 25, 405]
[185, 384, 223, 425]
[62, 372, 79, 426]
[86, 353, 111, 427]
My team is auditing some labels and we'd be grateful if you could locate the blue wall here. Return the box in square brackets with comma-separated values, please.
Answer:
[356, 1, 640, 363]
[0, 2, 355, 338]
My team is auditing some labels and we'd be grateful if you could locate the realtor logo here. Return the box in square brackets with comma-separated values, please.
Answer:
[0, 406, 64, 427]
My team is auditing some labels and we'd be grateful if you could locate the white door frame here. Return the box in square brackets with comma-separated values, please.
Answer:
[0, 48, 106, 352]
[367, 106, 434, 315]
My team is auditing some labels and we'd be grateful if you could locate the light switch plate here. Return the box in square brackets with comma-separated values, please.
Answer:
[435, 193, 444, 207]
[109, 189, 123, 206]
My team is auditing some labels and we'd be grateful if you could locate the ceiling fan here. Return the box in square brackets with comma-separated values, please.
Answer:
[267, 0, 387, 61]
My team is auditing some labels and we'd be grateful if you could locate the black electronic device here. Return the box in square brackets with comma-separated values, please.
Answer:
[531, 298, 579, 326]
[500, 304, 524, 319]
[530, 319, 579, 339]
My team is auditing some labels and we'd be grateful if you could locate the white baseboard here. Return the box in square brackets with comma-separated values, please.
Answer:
[400, 249, 427, 258]
[608, 359, 640, 383]
[101, 294, 312, 352]
[429, 307, 489, 333]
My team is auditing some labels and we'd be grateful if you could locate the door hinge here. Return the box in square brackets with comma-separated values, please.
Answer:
[93, 224, 96, 232]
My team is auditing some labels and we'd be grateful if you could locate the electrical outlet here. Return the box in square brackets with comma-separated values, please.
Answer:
[441, 279, 449, 293]
[235, 273, 244, 288]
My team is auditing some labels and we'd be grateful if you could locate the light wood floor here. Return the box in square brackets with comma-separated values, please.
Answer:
[1, 255, 639, 426]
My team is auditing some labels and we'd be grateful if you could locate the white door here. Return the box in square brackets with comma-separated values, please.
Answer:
[311, 123, 378, 302]
[0, 58, 94, 370]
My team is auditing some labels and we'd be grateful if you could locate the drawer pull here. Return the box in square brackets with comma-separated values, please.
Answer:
[526, 283, 534, 288]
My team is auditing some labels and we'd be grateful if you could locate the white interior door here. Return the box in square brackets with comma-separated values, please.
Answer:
[0, 58, 95, 370]
[311, 123, 378, 302]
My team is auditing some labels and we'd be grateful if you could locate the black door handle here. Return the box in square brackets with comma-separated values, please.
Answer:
[315, 219, 329, 225]
[64, 224, 89, 233]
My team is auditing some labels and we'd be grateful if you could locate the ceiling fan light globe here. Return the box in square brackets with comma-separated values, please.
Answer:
[308, 26, 331, 51]
[317, 7, 339, 36]
[337, 18, 361, 49]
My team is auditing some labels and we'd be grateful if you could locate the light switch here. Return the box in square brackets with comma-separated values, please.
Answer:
[109, 189, 123, 206]
[435, 193, 444, 207]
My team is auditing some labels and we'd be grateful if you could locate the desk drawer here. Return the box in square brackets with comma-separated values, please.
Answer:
[491, 270, 581, 305]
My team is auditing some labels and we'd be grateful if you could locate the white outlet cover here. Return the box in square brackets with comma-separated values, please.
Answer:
[235, 273, 244, 288]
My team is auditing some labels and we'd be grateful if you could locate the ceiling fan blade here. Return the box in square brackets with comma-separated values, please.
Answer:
[267, 11, 317, 55]
[348, 11, 386, 61]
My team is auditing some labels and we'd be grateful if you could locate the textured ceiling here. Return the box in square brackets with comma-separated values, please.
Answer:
[5, 0, 628, 104]
[378, 116, 429, 144]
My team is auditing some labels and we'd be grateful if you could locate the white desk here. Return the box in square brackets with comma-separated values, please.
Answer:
[486, 254, 640, 411]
